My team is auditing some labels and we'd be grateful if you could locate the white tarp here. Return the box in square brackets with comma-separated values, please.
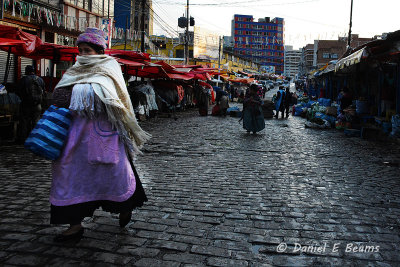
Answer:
[335, 47, 368, 72]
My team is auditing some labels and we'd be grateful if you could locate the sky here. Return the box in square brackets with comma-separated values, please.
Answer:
[151, 0, 400, 50]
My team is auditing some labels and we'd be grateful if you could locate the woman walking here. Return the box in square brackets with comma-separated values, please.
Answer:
[242, 84, 265, 134]
[50, 28, 150, 242]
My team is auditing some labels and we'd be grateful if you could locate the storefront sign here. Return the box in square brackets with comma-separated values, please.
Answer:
[101, 18, 113, 49]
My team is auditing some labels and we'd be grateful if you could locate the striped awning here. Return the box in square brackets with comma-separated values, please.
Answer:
[335, 47, 368, 72]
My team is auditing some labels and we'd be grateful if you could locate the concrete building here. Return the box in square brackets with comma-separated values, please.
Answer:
[299, 34, 373, 75]
[284, 45, 301, 79]
[231, 14, 284, 74]
[124, 0, 153, 36]
[299, 44, 314, 77]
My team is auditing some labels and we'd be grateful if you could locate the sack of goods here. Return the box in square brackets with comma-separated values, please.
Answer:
[325, 106, 338, 116]
[262, 100, 275, 118]
[305, 117, 330, 129]
[391, 115, 400, 137]
[24, 105, 72, 160]
[356, 100, 369, 114]
[227, 106, 241, 117]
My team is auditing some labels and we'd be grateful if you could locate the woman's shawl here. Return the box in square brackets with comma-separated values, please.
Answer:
[55, 55, 151, 156]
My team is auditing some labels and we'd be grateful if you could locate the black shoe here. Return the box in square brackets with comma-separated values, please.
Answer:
[119, 211, 132, 228]
[54, 227, 84, 243]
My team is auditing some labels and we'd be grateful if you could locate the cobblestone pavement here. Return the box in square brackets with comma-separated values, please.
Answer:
[1, 101, 400, 266]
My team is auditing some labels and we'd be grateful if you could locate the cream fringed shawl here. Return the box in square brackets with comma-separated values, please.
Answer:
[55, 54, 151, 156]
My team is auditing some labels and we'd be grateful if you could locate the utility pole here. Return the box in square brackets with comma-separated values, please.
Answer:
[218, 36, 222, 69]
[124, 16, 128, 50]
[347, 0, 353, 49]
[141, 0, 146, 52]
[185, 0, 189, 65]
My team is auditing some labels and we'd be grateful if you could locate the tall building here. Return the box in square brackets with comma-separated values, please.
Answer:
[284, 46, 301, 79]
[299, 44, 314, 76]
[128, 0, 153, 36]
[232, 14, 284, 74]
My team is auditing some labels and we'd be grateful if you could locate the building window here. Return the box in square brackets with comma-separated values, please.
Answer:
[331, 53, 338, 59]
[176, 49, 184, 58]
[322, 53, 330, 59]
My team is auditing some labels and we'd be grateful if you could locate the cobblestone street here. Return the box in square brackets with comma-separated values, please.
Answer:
[1, 104, 400, 266]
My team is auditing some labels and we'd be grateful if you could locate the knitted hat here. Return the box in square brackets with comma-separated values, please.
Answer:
[76, 28, 107, 50]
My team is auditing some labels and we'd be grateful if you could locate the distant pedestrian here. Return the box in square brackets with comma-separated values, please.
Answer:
[50, 28, 150, 243]
[197, 84, 210, 116]
[338, 86, 353, 112]
[274, 86, 286, 119]
[213, 89, 229, 116]
[284, 87, 291, 118]
[229, 83, 236, 101]
[16, 65, 45, 143]
[242, 84, 265, 134]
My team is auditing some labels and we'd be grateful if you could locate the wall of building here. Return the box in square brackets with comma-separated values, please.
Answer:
[300, 34, 374, 76]
[129, 0, 153, 36]
[232, 14, 284, 74]
[284, 46, 301, 79]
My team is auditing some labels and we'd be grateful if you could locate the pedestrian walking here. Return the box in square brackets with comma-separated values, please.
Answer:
[16, 65, 45, 143]
[284, 87, 292, 118]
[196, 83, 210, 116]
[274, 85, 286, 119]
[212, 89, 229, 116]
[242, 84, 265, 134]
[50, 28, 150, 242]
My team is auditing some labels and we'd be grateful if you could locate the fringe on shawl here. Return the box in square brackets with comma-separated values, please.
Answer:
[69, 83, 151, 158]
[103, 103, 151, 157]
[69, 84, 104, 118]
[56, 55, 151, 158]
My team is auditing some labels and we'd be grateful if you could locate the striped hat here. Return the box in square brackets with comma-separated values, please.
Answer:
[76, 28, 107, 50]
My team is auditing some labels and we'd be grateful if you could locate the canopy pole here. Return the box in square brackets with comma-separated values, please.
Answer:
[124, 16, 128, 51]
[141, 0, 145, 52]
[3, 46, 12, 83]
[48, 48, 58, 99]
[185, 0, 189, 65]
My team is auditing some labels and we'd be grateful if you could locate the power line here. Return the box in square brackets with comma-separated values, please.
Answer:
[146, 2, 180, 37]
[153, 0, 320, 7]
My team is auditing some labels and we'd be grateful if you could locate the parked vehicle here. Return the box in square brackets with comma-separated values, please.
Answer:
[259, 80, 274, 91]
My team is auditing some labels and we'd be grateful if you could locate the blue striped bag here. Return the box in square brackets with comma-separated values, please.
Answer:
[24, 105, 72, 160]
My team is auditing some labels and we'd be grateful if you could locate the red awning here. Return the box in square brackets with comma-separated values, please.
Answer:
[238, 70, 252, 77]
[120, 60, 169, 79]
[228, 78, 254, 84]
[199, 81, 213, 89]
[106, 49, 150, 62]
[172, 64, 203, 69]
[0, 25, 210, 80]
[0, 25, 42, 56]
[166, 73, 193, 80]
[28, 43, 79, 61]
[154, 61, 195, 80]
[0, 38, 26, 46]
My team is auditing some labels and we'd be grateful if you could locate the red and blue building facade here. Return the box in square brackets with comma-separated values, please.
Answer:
[232, 14, 284, 74]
